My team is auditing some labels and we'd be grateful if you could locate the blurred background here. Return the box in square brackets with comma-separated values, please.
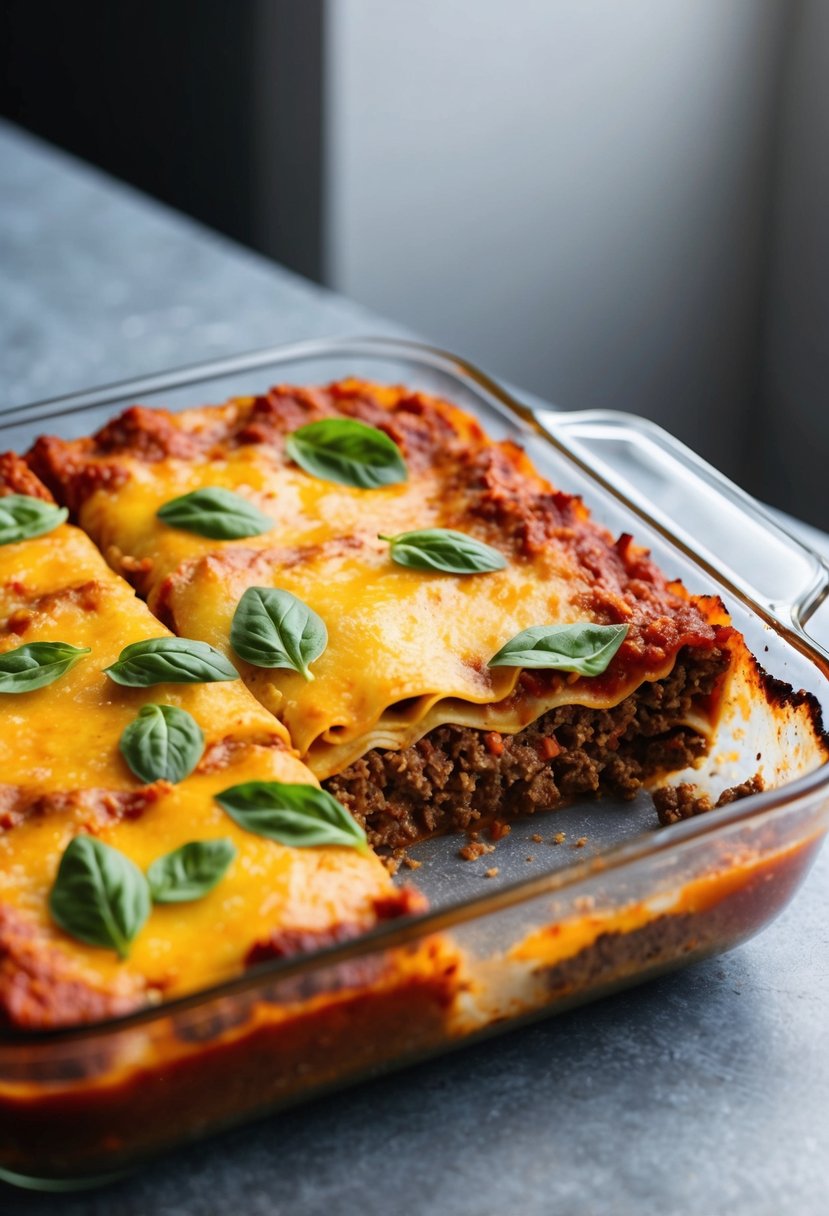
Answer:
[1, 0, 827, 527]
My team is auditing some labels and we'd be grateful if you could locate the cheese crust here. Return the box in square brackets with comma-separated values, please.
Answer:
[0, 454, 409, 1029]
[29, 380, 731, 780]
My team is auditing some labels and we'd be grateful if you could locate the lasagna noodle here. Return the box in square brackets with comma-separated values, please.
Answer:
[0, 455, 406, 1028]
[27, 381, 731, 782]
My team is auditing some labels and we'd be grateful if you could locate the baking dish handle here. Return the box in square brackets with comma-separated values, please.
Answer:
[528, 408, 829, 658]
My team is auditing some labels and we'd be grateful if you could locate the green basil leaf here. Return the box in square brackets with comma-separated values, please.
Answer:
[157, 487, 274, 540]
[0, 641, 91, 693]
[49, 836, 150, 959]
[488, 622, 629, 676]
[285, 418, 408, 489]
[230, 587, 327, 680]
[0, 495, 68, 546]
[104, 637, 239, 687]
[147, 838, 237, 904]
[216, 782, 368, 853]
[119, 704, 205, 784]
[379, 528, 507, 575]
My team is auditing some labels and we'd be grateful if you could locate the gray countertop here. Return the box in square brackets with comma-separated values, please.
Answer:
[1, 120, 827, 1216]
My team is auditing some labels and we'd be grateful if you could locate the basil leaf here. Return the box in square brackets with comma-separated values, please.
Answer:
[104, 637, 239, 687]
[285, 418, 408, 489]
[230, 587, 327, 680]
[216, 782, 368, 853]
[0, 641, 91, 693]
[0, 495, 68, 546]
[119, 704, 205, 784]
[49, 836, 150, 959]
[379, 528, 507, 575]
[157, 487, 274, 540]
[488, 622, 629, 676]
[147, 839, 237, 904]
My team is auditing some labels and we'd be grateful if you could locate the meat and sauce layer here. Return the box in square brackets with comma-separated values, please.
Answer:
[326, 647, 729, 849]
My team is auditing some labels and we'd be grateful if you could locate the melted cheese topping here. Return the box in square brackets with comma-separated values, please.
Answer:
[0, 759, 387, 1002]
[53, 383, 723, 777]
[0, 521, 394, 1007]
[0, 526, 294, 789]
[83, 449, 447, 596]
[164, 541, 694, 778]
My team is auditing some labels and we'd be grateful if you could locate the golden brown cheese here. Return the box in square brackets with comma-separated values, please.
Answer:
[29, 381, 728, 779]
[0, 456, 408, 1028]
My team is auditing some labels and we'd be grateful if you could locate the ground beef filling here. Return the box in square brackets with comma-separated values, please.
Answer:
[324, 647, 728, 850]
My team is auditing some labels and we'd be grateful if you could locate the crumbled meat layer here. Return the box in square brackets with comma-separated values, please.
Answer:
[325, 647, 728, 850]
[653, 774, 765, 826]
[0, 451, 53, 500]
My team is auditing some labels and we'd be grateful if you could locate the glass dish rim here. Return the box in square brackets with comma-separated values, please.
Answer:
[2, 333, 827, 1046]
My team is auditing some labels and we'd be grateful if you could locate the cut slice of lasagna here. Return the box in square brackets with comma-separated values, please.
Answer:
[29, 382, 739, 851]
[0, 453, 420, 1028]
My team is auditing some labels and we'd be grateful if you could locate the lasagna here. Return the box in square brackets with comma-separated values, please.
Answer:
[0, 453, 421, 1029]
[3, 374, 829, 1188]
[30, 380, 737, 853]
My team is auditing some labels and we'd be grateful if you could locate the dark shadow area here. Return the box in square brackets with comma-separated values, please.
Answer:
[0, 0, 324, 282]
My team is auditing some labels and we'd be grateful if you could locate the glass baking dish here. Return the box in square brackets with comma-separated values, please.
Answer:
[1, 337, 828, 1191]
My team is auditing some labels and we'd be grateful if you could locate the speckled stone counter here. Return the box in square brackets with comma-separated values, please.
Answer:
[1, 120, 828, 1216]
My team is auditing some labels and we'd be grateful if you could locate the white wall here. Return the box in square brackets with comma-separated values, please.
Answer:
[756, 0, 829, 527]
[324, 0, 788, 480]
